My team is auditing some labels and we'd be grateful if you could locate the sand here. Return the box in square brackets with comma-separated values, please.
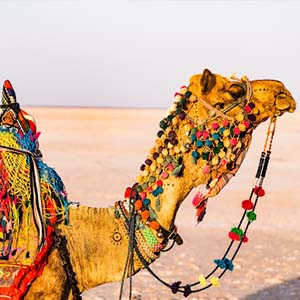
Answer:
[28, 107, 300, 300]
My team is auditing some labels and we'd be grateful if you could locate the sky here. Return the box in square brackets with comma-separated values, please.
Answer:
[0, 0, 299, 108]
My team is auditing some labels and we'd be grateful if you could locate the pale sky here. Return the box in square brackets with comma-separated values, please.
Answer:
[0, 0, 299, 108]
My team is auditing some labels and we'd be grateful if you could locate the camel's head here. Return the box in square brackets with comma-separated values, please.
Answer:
[1, 80, 37, 135]
[187, 69, 296, 127]
[0, 80, 40, 155]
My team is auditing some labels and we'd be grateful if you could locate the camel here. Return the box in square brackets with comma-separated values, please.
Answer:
[0, 69, 296, 300]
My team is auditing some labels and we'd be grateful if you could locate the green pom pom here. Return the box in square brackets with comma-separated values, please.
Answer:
[246, 211, 257, 222]
[159, 120, 168, 130]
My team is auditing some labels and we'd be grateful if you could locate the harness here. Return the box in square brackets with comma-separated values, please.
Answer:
[116, 77, 278, 299]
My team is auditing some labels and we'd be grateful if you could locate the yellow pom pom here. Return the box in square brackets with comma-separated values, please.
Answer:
[137, 175, 143, 183]
[142, 170, 149, 177]
[212, 156, 219, 166]
[156, 156, 164, 164]
[167, 142, 174, 149]
[238, 123, 247, 132]
[224, 138, 230, 148]
[198, 274, 206, 286]
[218, 150, 226, 158]
[235, 113, 244, 122]
[172, 117, 178, 125]
[223, 129, 230, 137]
[184, 124, 191, 132]
[150, 164, 156, 172]
[174, 146, 180, 154]
[210, 277, 220, 287]
[162, 149, 169, 156]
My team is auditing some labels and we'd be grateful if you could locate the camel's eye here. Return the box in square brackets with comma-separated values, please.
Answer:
[277, 92, 287, 99]
[228, 84, 245, 99]
[215, 102, 225, 110]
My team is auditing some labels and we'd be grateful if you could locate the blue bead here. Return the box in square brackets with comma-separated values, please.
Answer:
[212, 133, 220, 140]
[196, 140, 203, 147]
[191, 134, 196, 141]
[219, 127, 225, 134]
[205, 140, 212, 147]
[157, 187, 163, 194]
[143, 198, 150, 206]
[192, 150, 199, 159]
[152, 190, 159, 197]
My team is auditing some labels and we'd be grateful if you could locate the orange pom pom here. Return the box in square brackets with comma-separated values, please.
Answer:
[149, 221, 160, 230]
[134, 200, 143, 211]
[141, 210, 150, 220]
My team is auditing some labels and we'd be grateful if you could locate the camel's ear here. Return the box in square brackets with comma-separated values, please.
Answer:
[2, 80, 17, 106]
[201, 69, 216, 95]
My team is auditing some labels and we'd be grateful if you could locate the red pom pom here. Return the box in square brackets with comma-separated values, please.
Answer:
[254, 186, 265, 197]
[228, 232, 240, 241]
[242, 235, 249, 243]
[156, 180, 163, 187]
[242, 200, 254, 210]
[124, 187, 132, 198]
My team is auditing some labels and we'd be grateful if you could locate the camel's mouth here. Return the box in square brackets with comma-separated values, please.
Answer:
[274, 95, 296, 116]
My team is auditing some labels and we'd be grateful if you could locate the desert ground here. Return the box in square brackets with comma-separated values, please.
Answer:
[28, 107, 300, 300]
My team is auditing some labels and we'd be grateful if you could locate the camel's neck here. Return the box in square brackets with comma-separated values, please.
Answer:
[123, 86, 254, 242]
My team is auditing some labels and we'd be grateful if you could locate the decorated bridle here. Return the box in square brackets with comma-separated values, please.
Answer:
[116, 75, 277, 299]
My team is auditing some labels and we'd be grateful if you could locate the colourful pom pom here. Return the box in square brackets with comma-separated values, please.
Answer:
[161, 171, 169, 179]
[245, 105, 252, 114]
[198, 274, 207, 286]
[171, 281, 181, 294]
[150, 221, 160, 230]
[233, 127, 241, 135]
[134, 200, 143, 210]
[141, 210, 150, 220]
[156, 180, 163, 187]
[211, 122, 219, 130]
[124, 187, 132, 198]
[196, 140, 203, 147]
[246, 211, 257, 222]
[230, 138, 237, 146]
[243, 120, 250, 128]
[202, 130, 209, 139]
[192, 191, 204, 207]
[210, 277, 220, 287]
[183, 285, 192, 297]
[212, 132, 220, 140]
[242, 200, 254, 210]
[242, 235, 249, 243]
[254, 186, 265, 197]
[143, 198, 150, 207]
[203, 165, 210, 174]
[196, 131, 202, 138]
[223, 119, 229, 127]
[228, 231, 240, 241]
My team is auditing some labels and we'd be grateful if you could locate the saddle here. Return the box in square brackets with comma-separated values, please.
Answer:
[0, 80, 69, 299]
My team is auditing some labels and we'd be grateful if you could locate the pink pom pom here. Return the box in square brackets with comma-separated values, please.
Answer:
[211, 122, 219, 130]
[192, 191, 204, 207]
[196, 131, 202, 138]
[203, 165, 210, 174]
[233, 127, 241, 135]
[230, 138, 237, 146]
[202, 131, 209, 139]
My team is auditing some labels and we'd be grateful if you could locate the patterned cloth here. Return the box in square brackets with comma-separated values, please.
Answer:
[0, 80, 69, 299]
